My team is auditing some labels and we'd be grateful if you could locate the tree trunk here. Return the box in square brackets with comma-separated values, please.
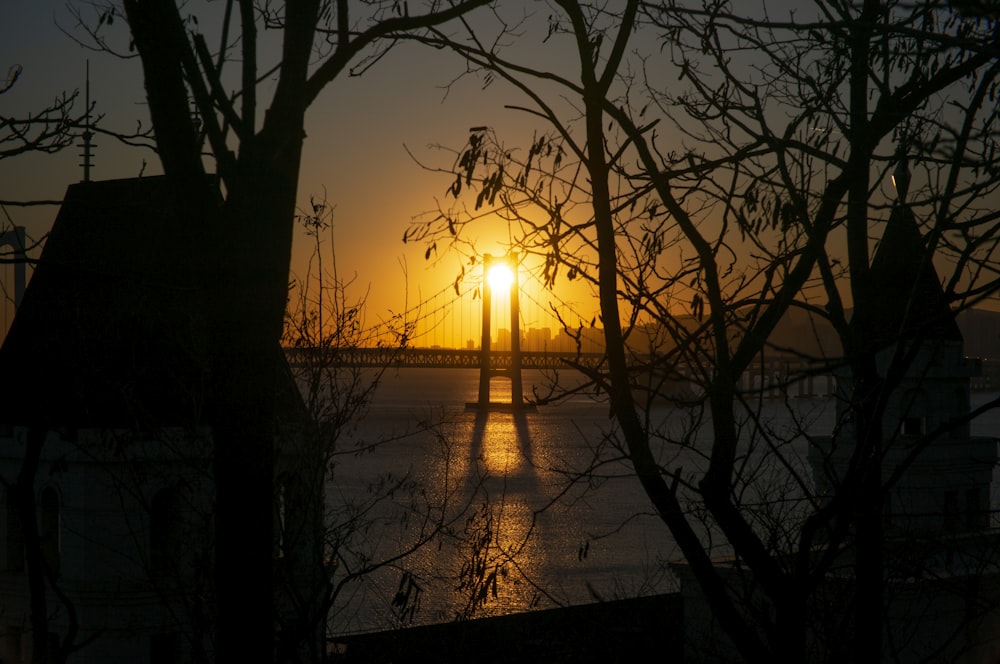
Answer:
[208, 150, 300, 661]
[847, 2, 884, 658]
[123, 0, 310, 657]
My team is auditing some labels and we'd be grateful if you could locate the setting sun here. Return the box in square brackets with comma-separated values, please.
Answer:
[486, 262, 514, 292]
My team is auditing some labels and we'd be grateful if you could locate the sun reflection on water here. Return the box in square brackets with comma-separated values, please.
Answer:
[477, 413, 527, 474]
[331, 369, 682, 633]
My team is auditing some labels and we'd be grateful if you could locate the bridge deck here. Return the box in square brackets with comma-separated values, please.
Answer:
[286, 347, 606, 371]
[283, 347, 852, 398]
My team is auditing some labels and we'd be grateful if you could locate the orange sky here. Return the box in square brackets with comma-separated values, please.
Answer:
[9, 2, 990, 348]
[1, 1, 610, 347]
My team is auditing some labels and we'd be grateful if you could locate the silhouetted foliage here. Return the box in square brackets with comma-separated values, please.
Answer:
[55, 1, 493, 662]
[409, 1, 1000, 660]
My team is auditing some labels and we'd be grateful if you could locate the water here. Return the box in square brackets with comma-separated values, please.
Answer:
[329, 367, 677, 633]
[327, 368, 1000, 635]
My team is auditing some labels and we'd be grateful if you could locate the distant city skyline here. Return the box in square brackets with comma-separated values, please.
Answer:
[414, 307, 1000, 364]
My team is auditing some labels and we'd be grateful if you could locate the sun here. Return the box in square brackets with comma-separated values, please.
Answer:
[486, 262, 515, 292]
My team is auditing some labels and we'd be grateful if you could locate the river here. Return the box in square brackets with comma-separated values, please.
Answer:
[327, 367, 1000, 635]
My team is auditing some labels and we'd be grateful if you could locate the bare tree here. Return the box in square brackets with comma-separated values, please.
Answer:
[0, 64, 86, 304]
[280, 196, 465, 656]
[58, 1, 494, 660]
[406, 0, 1000, 660]
[0, 65, 92, 664]
[0, 65, 82, 167]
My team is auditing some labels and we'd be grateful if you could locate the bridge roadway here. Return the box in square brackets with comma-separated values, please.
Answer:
[285, 347, 846, 398]
[286, 346, 607, 371]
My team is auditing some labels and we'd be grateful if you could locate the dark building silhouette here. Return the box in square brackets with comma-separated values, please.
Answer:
[813, 204, 994, 535]
[0, 177, 321, 663]
[675, 205, 1000, 662]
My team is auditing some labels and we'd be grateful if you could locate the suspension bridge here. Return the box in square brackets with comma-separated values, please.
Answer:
[348, 255, 601, 355]
[284, 252, 840, 408]
[0, 239, 838, 409]
[293, 252, 608, 409]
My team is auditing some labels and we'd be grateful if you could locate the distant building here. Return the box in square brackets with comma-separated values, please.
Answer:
[0, 177, 322, 663]
[675, 204, 1000, 662]
[550, 326, 604, 354]
[496, 327, 512, 351]
[811, 204, 995, 537]
[523, 326, 551, 352]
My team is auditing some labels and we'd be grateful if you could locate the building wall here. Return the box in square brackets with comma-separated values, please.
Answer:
[810, 339, 996, 535]
[0, 427, 215, 664]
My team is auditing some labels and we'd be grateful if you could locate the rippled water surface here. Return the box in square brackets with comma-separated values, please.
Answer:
[328, 368, 1000, 635]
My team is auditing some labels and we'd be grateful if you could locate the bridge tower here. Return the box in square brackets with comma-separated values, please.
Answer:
[467, 253, 533, 410]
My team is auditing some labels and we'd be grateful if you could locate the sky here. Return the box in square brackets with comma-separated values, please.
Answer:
[8, 1, 989, 346]
[1, 0, 595, 345]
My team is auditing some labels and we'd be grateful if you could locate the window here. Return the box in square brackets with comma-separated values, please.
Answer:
[966, 487, 986, 531]
[952, 388, 969, 437]
[3, 487, 23, 572]
[39, 487, 59, 576]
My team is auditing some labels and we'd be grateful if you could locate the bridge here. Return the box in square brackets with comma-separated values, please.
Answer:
[351, 252, 605, 360]
[296, 253, 838, 404]
[288, 252, 610, 409]
[286, 346, 606, 371]
[0, 233, 839, 405]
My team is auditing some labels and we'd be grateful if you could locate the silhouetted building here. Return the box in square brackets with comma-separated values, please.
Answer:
[550, 325, 604, 354]
[675, 204, 1000, 662]
[523, 326, 551, 352]
[812, 205, 995, 536]
[0, 177, 321, 663]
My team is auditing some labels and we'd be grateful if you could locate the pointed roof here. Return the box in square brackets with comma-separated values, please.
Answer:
[854, 204, 961, 349]
[0, 176, 215, 429]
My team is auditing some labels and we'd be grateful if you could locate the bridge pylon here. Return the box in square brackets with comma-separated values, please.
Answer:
[466, 252, 535, 411]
